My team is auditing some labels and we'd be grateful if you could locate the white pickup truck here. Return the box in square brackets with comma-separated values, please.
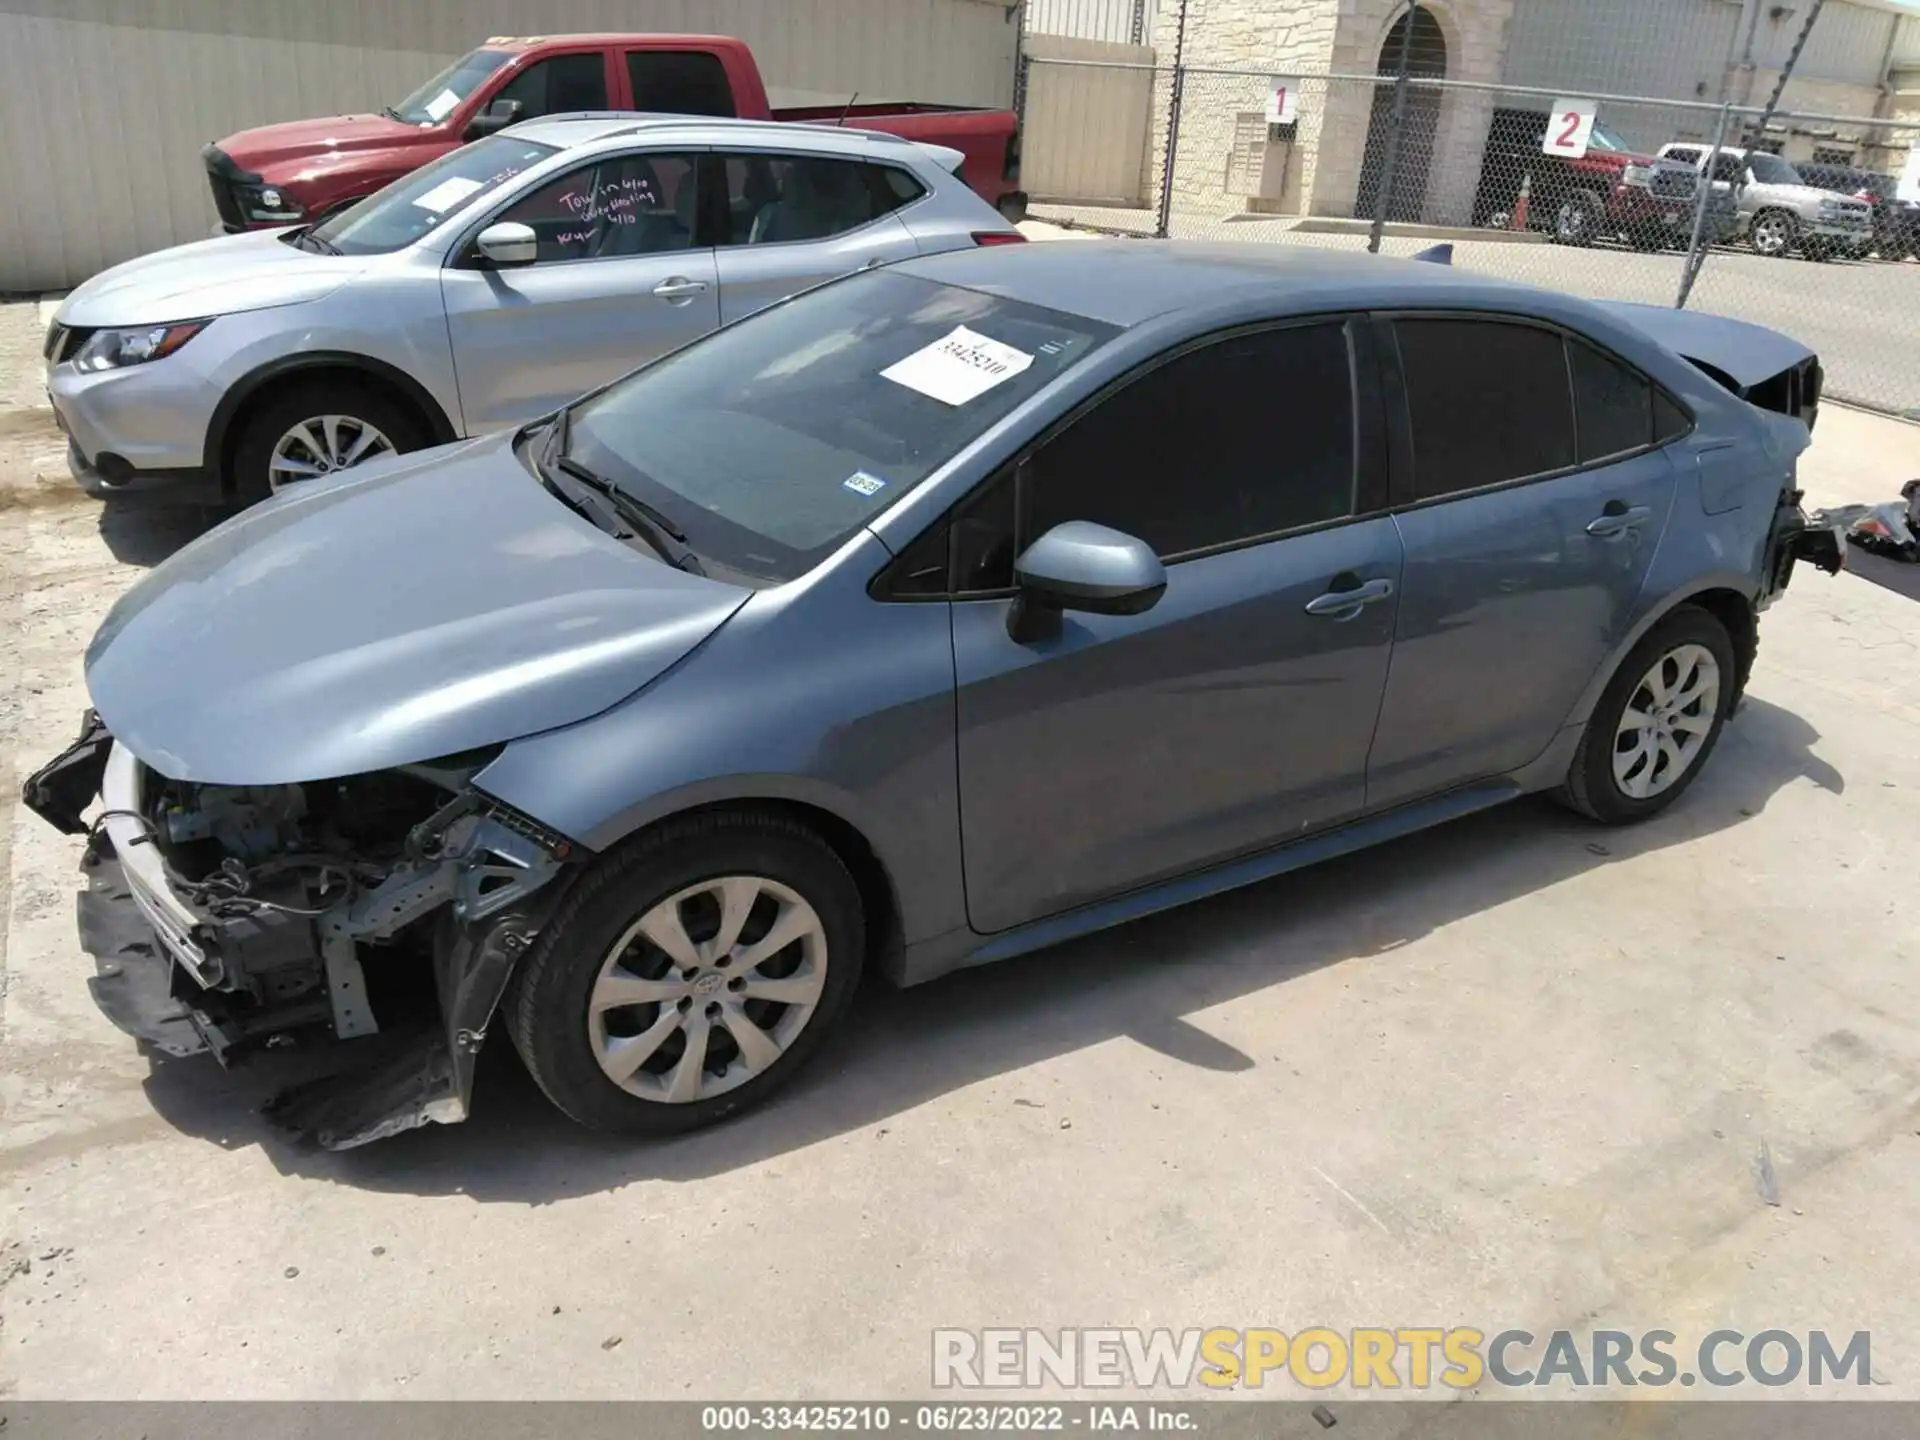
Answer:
[1657, 143, 1874, 260]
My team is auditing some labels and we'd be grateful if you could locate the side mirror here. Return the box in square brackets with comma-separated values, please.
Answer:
[474, 221, 538, 268]
[1007, 521, 1165, 642]
[464, 98, 524, 141]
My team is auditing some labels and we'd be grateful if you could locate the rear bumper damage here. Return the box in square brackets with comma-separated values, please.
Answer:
[23, 714, 575, 1149]
[1760, 491, 1847, 611]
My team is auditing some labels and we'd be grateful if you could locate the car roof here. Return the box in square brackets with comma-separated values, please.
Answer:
[505, 112, 927, 158]
[891, 240, 1550, 329]
[478, 32, 740, 53]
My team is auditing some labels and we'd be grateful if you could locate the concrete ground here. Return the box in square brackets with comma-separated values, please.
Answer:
[2, 283, 1919, 1404]
[1032, 203, 1920, 420]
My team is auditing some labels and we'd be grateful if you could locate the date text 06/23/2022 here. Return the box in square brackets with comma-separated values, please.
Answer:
[700, 1405, 1194, 1432]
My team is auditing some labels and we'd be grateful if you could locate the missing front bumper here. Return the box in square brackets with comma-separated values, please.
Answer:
[35, 717, 574, 1149]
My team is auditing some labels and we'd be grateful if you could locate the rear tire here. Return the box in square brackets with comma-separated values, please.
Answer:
[1557, 606, 1736, 825]
[229, 377, 428, 505]
[505, 811, 866, 1138]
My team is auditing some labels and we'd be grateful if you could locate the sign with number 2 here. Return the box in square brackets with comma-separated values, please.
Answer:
[1543, 98, 1597, 159]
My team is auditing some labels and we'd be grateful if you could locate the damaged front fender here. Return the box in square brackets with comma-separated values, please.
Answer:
[258, 805, 579, 1149]
[65, 727, 583, 1149]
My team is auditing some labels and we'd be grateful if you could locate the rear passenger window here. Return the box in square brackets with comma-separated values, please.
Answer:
[1027, 323, 1356, 559]
[1569, 338, 1653, 461]
[1395, 319, 1575, 499]
[626, 51, 735, 117]
[1654, 390, 1692, 443]
[720, 155, 922, 246]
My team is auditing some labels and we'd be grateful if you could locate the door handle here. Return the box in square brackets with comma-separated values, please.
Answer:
[652, 276, 710, 303]
[1304, 576, 1394, 620]
[1586, 503, 1652, 539]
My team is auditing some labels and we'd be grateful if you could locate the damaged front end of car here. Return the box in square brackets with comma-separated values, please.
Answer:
[23, 711, 577, 1149]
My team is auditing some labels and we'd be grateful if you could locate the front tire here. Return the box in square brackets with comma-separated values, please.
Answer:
[1749, 209, 1797, 258]
[230, 378, 427, 504]
[1551, 191, 1604, 246]
[1558, 606, 1736, 825]
[505, 811, 866, 1138]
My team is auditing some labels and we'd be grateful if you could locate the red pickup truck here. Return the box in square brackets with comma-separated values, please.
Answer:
[203, 33, 1025, 231]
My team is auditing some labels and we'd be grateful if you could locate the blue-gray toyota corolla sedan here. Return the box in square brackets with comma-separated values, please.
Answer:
[24, 241, 1844, 1147]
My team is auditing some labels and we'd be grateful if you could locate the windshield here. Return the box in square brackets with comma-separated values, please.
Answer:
[1588, 121, 1633, 154]
[309, 135, 556, 255]
[1748, 152, 1803, 186]
[565, 271, 1118, 583]
[390, 49, 511, 126]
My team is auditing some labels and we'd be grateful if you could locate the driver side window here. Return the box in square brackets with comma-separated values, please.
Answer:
[490, 153, 699, 263]
[884, 321, 1359, 599]
[1028, 322, 1356, 560]
[492, 53, 609, 120]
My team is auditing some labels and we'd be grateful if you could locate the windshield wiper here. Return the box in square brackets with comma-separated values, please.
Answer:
[540, 412, 705, 575]
[379, 105, 406, 122]
[289, 227, 342, 255]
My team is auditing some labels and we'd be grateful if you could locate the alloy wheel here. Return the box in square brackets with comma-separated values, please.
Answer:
[588, 875, 829, 1104]
[1612, 643, 1721, 800]
[1751, 214, 1792, 256]
[269, 414, 395, 491]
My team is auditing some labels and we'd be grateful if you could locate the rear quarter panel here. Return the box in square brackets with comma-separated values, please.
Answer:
[1557, 388, 1790, 731]
[780, 107, 1018, 202]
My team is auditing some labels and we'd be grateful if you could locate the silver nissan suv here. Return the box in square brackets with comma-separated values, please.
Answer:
[44, 114, 1021, 505]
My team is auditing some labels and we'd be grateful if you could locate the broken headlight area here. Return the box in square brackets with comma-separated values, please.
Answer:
[46, 723, 576, 1149]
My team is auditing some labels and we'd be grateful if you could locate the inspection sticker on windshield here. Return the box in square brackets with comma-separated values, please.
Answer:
[881, 327, 1034, 407]
[842, 471, 888, 497]
[412, 175, 484, 213]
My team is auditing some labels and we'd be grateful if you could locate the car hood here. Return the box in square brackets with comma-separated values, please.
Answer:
[86, 433, 751, 786]
[217, 113, 434, 177]
[57, 229, 365, 327]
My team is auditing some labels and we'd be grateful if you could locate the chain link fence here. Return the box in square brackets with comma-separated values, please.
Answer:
[1016, 3, 1920, 419]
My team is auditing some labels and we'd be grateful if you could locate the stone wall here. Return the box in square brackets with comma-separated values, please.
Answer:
[1145, 0, 1518, 223]
[1147, 0, 1345, 217]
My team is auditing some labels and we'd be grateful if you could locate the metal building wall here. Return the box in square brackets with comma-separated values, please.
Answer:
[1499, 0, 1904, 113]
[1498, 0, 1744, 110]
[0, 0, 1019, 291]
[1023, 0, 1157, 45]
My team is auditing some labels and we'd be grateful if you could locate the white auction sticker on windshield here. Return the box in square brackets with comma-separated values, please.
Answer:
[880, 326, 1034, 407]
[423, 88, 461, 122]
[412, 175, 485, 213]
[843, 471, 887, 497]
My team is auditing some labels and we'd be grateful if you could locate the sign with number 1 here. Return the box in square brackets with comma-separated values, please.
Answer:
[1543, 98, 1597, 159]
[1266, 78, 1300, 125]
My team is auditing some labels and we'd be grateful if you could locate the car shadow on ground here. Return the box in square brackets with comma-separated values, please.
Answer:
[1841, 547, 1920, 603]
[93, 493, 224, 566]
[134, 695, 1842, 1200]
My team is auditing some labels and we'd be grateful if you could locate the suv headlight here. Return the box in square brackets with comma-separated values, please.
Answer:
[72, 320, 212, 373]
[240, 183, 305, 223]
[1816, 197, 1841, 214]
[1621, 164, 1653, 187]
